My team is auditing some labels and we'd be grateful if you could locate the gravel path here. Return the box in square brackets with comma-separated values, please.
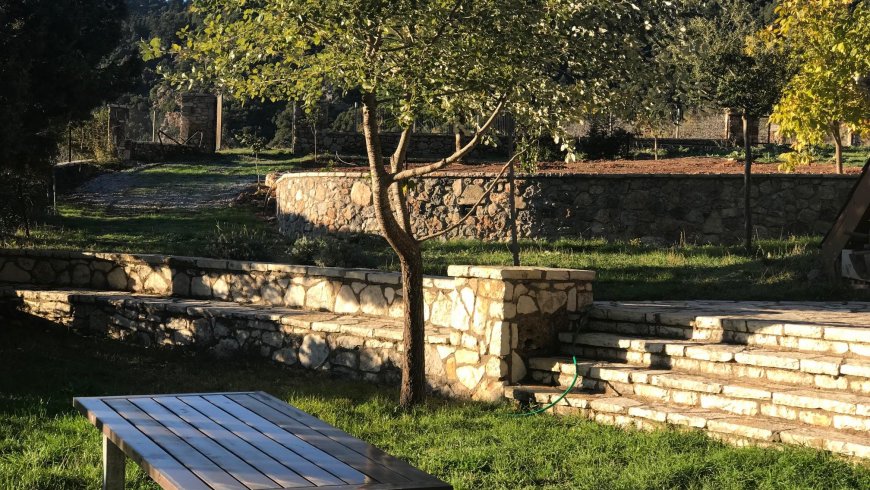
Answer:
[65, 163, 256, 214]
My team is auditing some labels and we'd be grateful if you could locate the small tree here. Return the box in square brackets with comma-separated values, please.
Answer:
[671, 0, 789, 251]
[766, 0, 870, 174]
[0, 0, 137, 233]
[166, 0, 674, 409]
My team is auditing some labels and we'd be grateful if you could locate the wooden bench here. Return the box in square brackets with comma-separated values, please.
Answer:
[74, 391, 451, 490]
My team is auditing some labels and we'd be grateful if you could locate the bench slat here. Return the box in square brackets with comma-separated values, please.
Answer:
[106, 399, 245, 490]
[155, 396, 315, 489]
[77, 392, 451, 489]
[202, 395, 367, 485]
[248, 393, 445, 484]
[129, 397, 280, 490]
[229, 394, 415, 484]
[179, 395, 341, 486]
[74, 398, 212, 490]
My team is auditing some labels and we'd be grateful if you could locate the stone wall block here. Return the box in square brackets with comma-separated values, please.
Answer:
[335, 285, 361, 314]
[71, 264, 91, 286]
[300, 334, 330, 368]
[272, 348, 298, 365]
[359, 285, 388, 316]
[488, 322, 510, 356]
[284, 284, 306, 308]
[305, 280, 336, 311]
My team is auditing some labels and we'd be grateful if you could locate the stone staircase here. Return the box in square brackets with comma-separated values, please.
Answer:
[506, 301, 870, 459]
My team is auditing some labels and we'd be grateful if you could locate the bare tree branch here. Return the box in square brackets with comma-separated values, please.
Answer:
[390, 126, 414, 231]
[416, 151, 523, 242]
[392, 98, 506, 181]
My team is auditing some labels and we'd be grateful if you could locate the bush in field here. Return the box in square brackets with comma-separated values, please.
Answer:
[289, 236, 348, 268]
[205, 223, 278, 261]
[580, 124, 634, 160]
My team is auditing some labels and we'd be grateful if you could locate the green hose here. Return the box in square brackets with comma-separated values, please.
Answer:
[511, 355, 579, 417]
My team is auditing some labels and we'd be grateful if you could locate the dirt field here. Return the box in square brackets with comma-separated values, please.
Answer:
[309, 157, 864, 175]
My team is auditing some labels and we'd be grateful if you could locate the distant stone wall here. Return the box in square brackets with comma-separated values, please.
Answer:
[274, 171, 857, 244]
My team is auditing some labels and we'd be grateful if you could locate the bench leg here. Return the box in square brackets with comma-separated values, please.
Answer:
[103, 435, 126, 490]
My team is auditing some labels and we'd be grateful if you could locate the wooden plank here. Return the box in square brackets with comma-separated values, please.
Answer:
[229, 394, 411, 485]
[156, 396, 316, 489]
[309, 484, 452, 490]
[80, 391, 257, 401]
[179, 395, 342, 487]
[103, 434, 126, 490]
[821, 160, 870, 276]
[74, 398, 212, 490]
[130, 397, 279, 490]
[201, 395, 366, 486]
[106, 399, 245, 490]
[249, 393, 443, 484]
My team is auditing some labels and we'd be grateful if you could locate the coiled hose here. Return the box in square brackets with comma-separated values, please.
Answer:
[510, 355, 579, 417]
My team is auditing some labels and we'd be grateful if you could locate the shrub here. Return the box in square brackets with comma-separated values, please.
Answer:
[777, 150, 813, 173]
[578, 124, 633, 160]
[0, 170, 48, 237]
[204, 223, 278, 261]
[289, 236, 348, 267]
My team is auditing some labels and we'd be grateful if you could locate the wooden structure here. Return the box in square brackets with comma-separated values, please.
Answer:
[74, 391, 451, 490]
[821, 159, 870, 282]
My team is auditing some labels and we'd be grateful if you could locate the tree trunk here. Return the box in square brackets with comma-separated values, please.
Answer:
[653, 136, 659, 161]
[831, 122, 844, 174]
[506, 115, 520, 266]
[508, 157, 520, 266]
[454, 124, 462, 162]
[361, 93, 426, 409]
[399, 248, 426, 408]
[742, 111, 752, 252]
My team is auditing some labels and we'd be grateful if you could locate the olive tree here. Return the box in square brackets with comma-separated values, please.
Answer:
[766, 0, 870, 174]
[166, 0, 673, 408]
[670, 0, 789, 251]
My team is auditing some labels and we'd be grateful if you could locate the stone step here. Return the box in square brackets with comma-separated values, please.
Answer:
[588, 301, 870, 357]
[529, 357, 870, 432]
[559, 332, 870, 395]
[504, 385, 870, 459]
[0, 286, 465, 388]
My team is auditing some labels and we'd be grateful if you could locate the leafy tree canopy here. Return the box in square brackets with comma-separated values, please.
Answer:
[161, 0, 676, 159]
[0, 0, 138, 173]
[668, 0, 788, 117]
[766, 0, 870, 170]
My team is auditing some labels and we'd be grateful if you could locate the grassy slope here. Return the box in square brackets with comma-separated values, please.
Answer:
[1, 322, 868, 490]
[4, 150, 869, 301]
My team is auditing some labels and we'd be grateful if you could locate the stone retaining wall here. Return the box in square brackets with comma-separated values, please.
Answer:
[0, 249, 594, 401]
[273, 171, 857, 244]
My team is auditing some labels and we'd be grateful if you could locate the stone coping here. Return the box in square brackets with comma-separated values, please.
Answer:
[447, 265, 595, 281]
[0, 249, 595, 286]
[274, 170, 859, 181]
[0, 248, 462, 287]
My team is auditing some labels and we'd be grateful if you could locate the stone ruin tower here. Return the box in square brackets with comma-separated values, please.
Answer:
[178, 93, 220, 153]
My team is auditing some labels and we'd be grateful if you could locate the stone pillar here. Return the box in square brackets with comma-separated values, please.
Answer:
[179, 93, 218, 152]
[445, 265, 595, 400]
[107, 105, 128, 155]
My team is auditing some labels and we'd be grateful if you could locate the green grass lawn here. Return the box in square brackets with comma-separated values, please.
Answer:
[3, 150, 868, 301]
[1, 321, 868, 490]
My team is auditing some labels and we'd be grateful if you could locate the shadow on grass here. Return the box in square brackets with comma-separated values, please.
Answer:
[0, 319, 392, 420]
